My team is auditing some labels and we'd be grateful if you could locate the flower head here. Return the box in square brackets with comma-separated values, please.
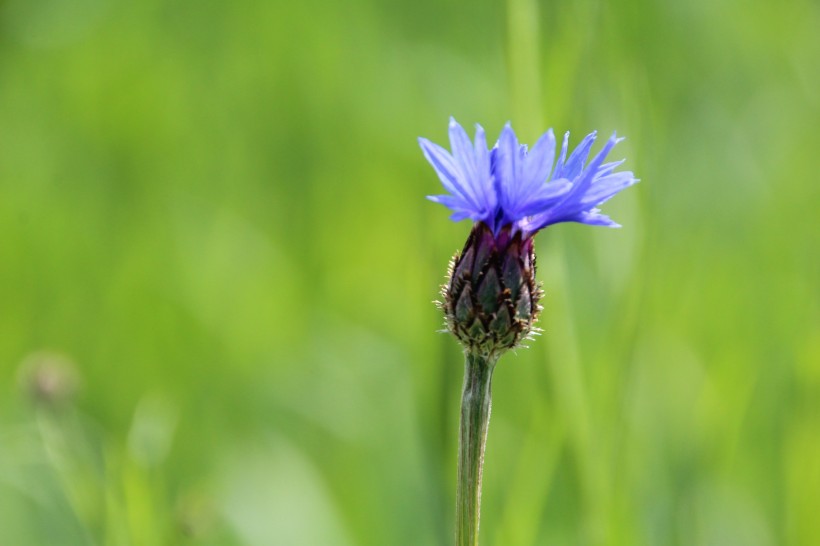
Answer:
[421, 118, 638, 357]
[421, 117, 637, 237]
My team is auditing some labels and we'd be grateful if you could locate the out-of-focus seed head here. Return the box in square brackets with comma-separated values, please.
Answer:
[17, 350, 80, 411]
[442, 223, 542, 358]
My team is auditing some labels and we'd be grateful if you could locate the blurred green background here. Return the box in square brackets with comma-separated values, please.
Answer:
[1, 0, 818, 544]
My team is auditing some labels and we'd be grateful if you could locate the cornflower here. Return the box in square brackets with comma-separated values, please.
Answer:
[420, 118, 637, 546]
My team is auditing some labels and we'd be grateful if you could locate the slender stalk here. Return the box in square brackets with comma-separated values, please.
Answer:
[456, 352, 497, 546]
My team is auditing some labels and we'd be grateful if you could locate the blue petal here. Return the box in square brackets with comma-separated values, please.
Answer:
[420, 118, 496, 224]
[418, 137, 479, 209]
[555, 131, 597, 180]
[598, 159, 626, 177]
[516, 179, 571, 217]
[426, 194, 464, 208]
[552, 132, 570, 179]
[578, 173, 637, 208]
[428, 195, 483, 223]
[524, 133, 626, 232]
[521, 129, 556, 200]
[559, 133, 621, 211]
[471, 123, 496, 212]
[449, 118, 478, 189]
[494, 124, 523, 219]
[570, 209, 621, 227]
[449, 210, 474, 222]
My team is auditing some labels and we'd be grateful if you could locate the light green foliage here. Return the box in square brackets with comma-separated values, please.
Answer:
[0, 0, 818, 544]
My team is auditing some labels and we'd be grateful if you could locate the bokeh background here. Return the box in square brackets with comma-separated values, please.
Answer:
[1, 0, 818, 544]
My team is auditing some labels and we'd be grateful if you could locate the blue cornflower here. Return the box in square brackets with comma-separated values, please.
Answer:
[422, 118, 638, 357]
[420, 117, 637, 237]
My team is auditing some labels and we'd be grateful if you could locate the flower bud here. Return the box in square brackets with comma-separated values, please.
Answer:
[443, 223, 542, 357]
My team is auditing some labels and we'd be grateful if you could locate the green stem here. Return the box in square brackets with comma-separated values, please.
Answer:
[456, 352, 497, 546]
